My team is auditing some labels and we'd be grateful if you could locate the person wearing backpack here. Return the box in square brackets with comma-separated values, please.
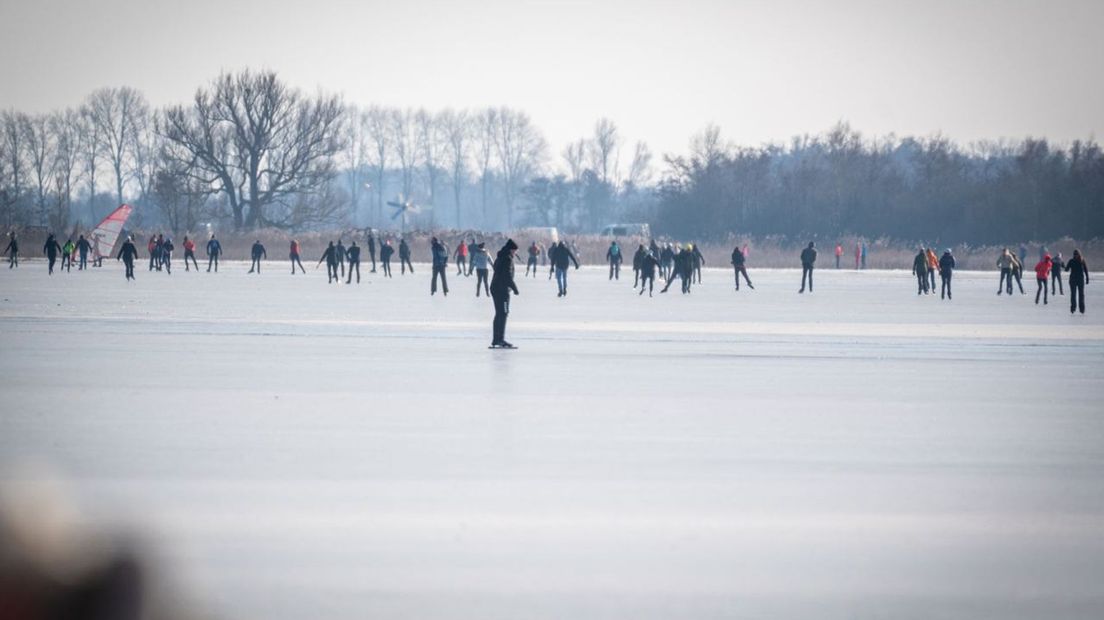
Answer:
[206, 234, 222, 272]
[606, 241, 623, 280]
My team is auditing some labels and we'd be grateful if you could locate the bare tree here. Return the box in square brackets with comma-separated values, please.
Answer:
[129, 109, 160, 213]
[160, 70, 347, 229]
[364, 106, 391, 225]
[416, 109, 445, 227]
[341, 105, 369, 225]
[86, 86, 148, 207]
[493, 108, 547, 229]
[1, 111, 28, 228]
[22, 114, 55, 226]
[49, 109, 82, 230]
[77, 105, 103, 223]
[587, 117, 621, 188]
[389, 108, 421, 205]
[439, 108, 470, 228]
[625, 141, 653, 189]
[474, 108, 498, 227]
[689, 123, 726, 168]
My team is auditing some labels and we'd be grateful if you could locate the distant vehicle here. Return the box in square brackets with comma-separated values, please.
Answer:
[600, 223, 651, 239]
[516, 227, 559, 244]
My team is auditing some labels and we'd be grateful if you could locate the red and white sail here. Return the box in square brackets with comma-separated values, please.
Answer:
[89, 204, 133, 261]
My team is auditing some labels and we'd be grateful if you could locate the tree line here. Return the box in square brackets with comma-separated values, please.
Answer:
[2, 71, 1100, 244]
[657, 123, 1103, 245]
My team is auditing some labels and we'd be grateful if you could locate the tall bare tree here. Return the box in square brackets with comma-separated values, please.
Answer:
[49, 109, 81, 230]
[22, 114, 55, 226]
[625, 141, 653, 190]
[86, 86, 148, 207]
[342, 105, 370, 225]
[1, 111, 28, 227]
[439, 108, 470, 228]
[493, 108, 547, 229]
[389, 108, 421, 206]
[364, 106, 391, 225]
[416, 108, 445, 227]
[77, 105, 103, 223]
[474, 108, 498, 228]
[587, 117, 621, 188]
[160, 70, 347, 229]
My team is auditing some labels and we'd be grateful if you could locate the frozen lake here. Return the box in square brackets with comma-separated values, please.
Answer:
[2, 259, 1103, 619]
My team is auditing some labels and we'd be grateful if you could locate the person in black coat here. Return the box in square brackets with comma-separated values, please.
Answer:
[77, 235, 92, 270]
[4, 232, 18, 268]
[938, 249, 956, 300]
[731, 246, 753, 291]
[366, 230, 377, 273]
[638, 250, 659, 297]
[116, 236, 139, 280]
[632, 245, 647, 288]
[1065, 249, 1090, 314]
[43, 234, 62, 275]
[399, 238, 414, 274]
[379, 240, 394, 277]
[248, 240, 266, 274]
[1051, 252, 1065, 295]
[206, 235, 222, 272]
[799, 242, 817, 293]
[346, 241, 361, 284]
[430, 237, 449, 296]
[489, 239, 520, 348]
[691, 244, 705, 283]
[549, 241, 580, 297]
[318, 241, 339, 284]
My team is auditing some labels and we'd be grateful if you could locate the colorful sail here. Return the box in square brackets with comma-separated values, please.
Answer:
[89, 204, 133, 261]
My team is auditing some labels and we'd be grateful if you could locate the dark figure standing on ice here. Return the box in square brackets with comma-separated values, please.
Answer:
[249, 240, 267, 274]
[799, 242, 817, 293]
[43, 234, 61, 275]
[489, 239, 520, 349]
[117, 236, 139, 281]
[1065, 249, 1090, 315]
[5, 232, 18, 268]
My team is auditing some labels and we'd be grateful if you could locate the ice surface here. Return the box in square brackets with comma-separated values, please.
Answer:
[2, 260, 1103, 619]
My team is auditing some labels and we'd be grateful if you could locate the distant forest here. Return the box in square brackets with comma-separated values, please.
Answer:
[1, 70, 1100, 244]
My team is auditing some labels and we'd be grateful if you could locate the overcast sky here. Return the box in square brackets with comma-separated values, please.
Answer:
[1, 0, 1100, 158]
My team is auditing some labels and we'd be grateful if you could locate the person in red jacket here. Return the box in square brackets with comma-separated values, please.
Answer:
[290, 239, 306, 274]
[1034, 254, 1052, 305]
[834, 243, 842, 269]
[182, 236, 199, 271]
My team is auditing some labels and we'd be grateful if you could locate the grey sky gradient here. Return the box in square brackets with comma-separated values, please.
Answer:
[1, 0, 1101, 157]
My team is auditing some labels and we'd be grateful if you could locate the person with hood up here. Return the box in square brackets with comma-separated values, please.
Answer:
[116, 235, 139, 280]
[799, 242, 817, 293]
[472, 242, 492, 296]
[731, 244, 754, 291]
[1051, 252, 1065, 296]
[606, 241, 623, 280]
[206, 234, 222, 272]
[549, 240, 580, 297]
[399, 238, 414, 274]
[289, 239, 306, 274]
[938, 248, 956, 300]
[912, 247, 930, 295]
[318, 241, 339, 283]
[1034, 254, 1052, 305]
[379, 239, 394, 277]
[489, 239, 520, 348]
[430, 237, 449, 296]
[4, 232, 18, 268]
[43, 234, 62, 275]
[1064, 249, 1089, 314]
[248, 239, 266, 274]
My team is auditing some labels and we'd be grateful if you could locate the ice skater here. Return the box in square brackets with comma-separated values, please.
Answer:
[638, 248, 659, 296]
[660, 245, 693, 294]
[926, 247, 939, 292]
[912, 248, 930, 295]
[489, 239, 520, 349]
[1065, 249, 1089, 314]
[835, 243, 842, 269]
[318, 241, 339, 283]
[379, 240, 394, 277]
[1010, 251, 1026, 294]
[399, 238, 414, 274]
[248, 240, 266, 274]
[730, 245, 753, 291]
[43, 234, 61, 275]
[526, 241, 540, 277]
[606, 241, 622, 280]
[453, 239, 468, 276]
[691, 243, 705, 283]
[472, 242, 491, 297]
[61, 238, 75, 272]
[1034, 254, 1052, 305]
[632, 244, 647, 288]
[366, 230, 377, 273]
[335, 240, 347, 278]
[938, 248, 955, 300]
[549, 240, 579, 297]
[4, 232, 18, 268]
[660, 244, 674, 280]
[183, 236, 200, 271]
[161, 237, 173, 274]
[76, 235, 91, 270]
[206, 234, 222, 272]
[1051, 252, 1065, 295]
[116, 235, 138, 280]
[346, 241, 361, 284]
[290, 240, 306, 274]
[997, 248, 1015, 295]
[147, 236, 159, 271]
[799, 242, 817, 293]
[430, 237, 449, 296]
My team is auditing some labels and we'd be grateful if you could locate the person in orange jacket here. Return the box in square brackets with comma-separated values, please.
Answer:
[1034, 254, 1052, 305]
[925, 247, 939, 292]
[182, 236, 199, 271]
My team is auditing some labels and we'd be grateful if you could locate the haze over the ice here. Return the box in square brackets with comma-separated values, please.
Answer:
[1, 0, 1101, 155]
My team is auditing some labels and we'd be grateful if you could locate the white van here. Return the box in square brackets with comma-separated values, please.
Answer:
[600, 223, 651, 239]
